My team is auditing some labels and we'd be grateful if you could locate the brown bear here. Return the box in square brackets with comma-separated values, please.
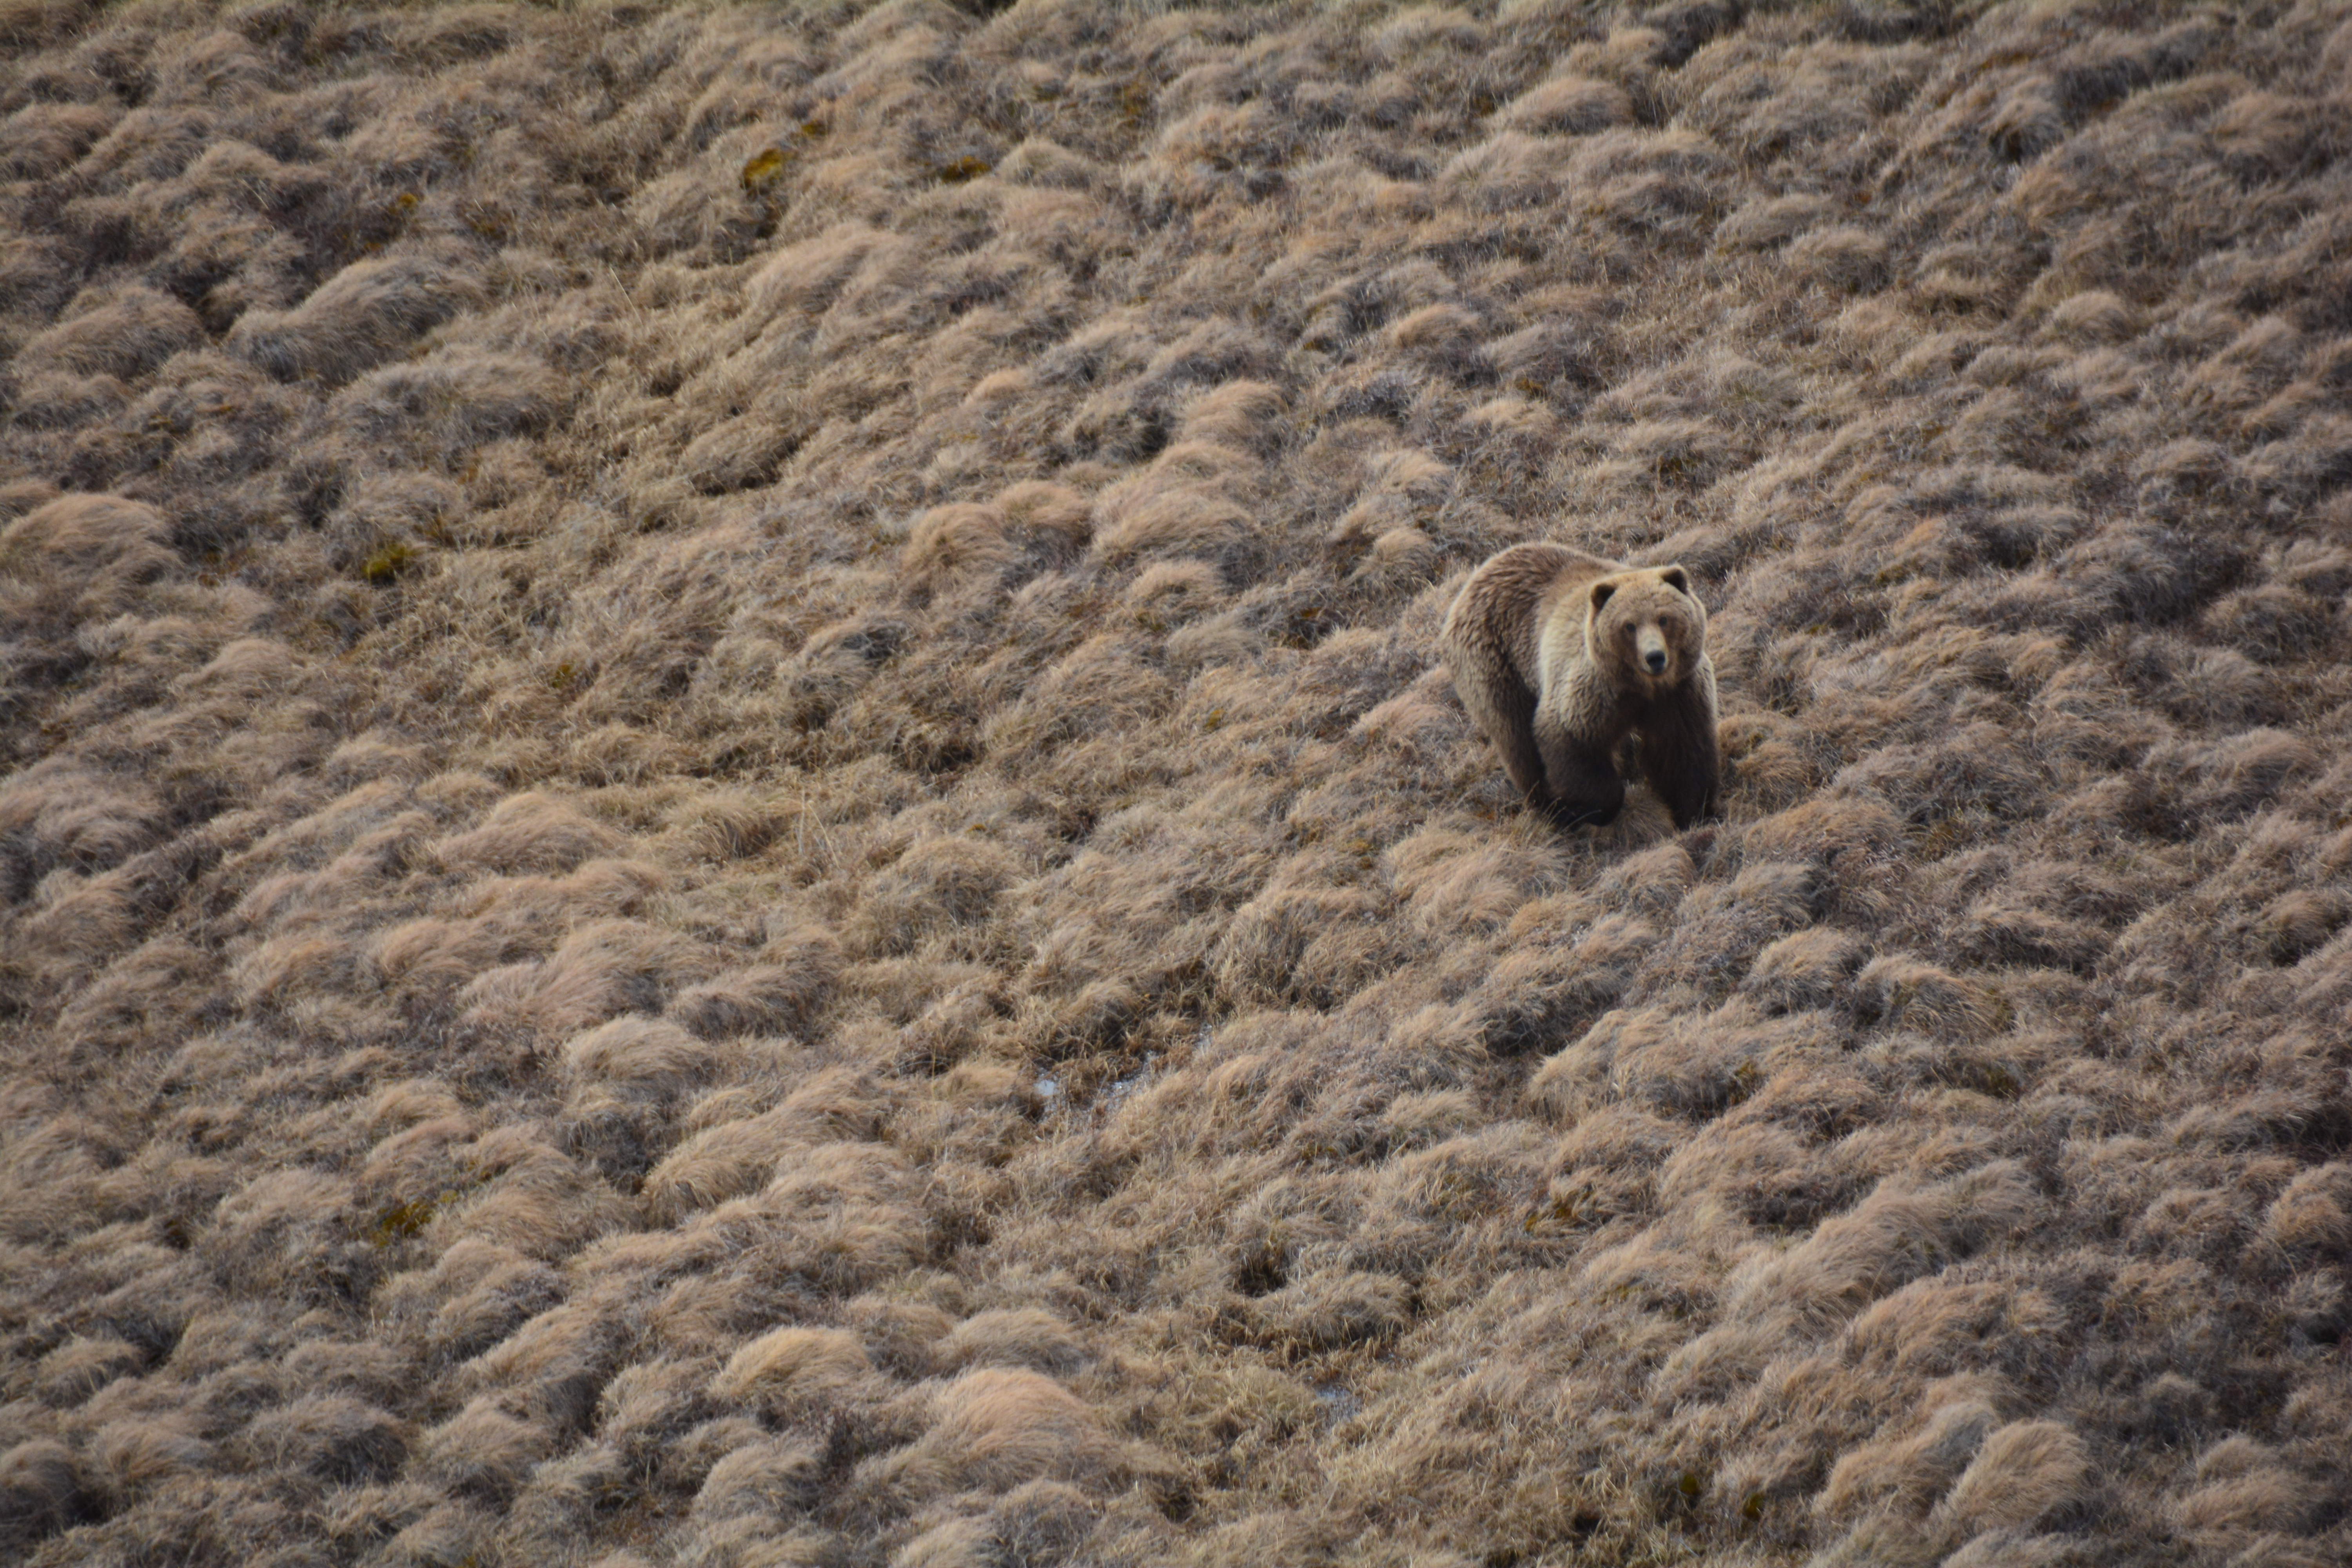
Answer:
[1440, 542, 1720, 829]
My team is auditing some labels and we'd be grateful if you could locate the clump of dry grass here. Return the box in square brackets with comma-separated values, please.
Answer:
[5, 1, 2352, 1565]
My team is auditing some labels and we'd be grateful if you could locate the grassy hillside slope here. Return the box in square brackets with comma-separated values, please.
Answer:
[5, 1, 2352, 1563]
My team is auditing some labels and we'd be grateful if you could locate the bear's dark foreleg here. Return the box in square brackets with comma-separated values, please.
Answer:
[1536, 734, 1626, 830]
[1637, 689, 1722, 829]
[1489, 676, 1550, 808]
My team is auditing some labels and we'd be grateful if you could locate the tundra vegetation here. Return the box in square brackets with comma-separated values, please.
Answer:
[3, 1, 2351, 1564]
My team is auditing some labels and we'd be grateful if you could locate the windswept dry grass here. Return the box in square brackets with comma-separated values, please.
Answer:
[5, 0, 2352, 1564]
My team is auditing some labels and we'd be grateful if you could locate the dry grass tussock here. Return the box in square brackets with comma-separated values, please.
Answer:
[6, 0, 2352, 1563]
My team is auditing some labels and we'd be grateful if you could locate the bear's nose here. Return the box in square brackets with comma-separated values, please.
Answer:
[1644, 650, 1668, 675]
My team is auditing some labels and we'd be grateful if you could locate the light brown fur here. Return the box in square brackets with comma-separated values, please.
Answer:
[1440, 543, 1721, 829]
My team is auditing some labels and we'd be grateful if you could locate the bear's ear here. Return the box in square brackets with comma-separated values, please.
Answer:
[1590, 580, 1617, 615]
[1660, 566, 1691, 595]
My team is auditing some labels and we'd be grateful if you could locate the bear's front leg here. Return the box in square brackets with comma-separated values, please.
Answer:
[1536, 733, 1626, 829]
[1637, 686, 1722, 829]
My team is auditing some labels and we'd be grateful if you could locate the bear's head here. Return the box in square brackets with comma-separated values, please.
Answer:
[1587, 565, 1706, 690]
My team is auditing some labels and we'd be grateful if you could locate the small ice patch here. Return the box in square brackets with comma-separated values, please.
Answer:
[1100, 1051, 1158, 1112]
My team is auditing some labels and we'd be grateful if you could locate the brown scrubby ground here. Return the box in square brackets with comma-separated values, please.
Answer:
[4, 0, 2352, 1564]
